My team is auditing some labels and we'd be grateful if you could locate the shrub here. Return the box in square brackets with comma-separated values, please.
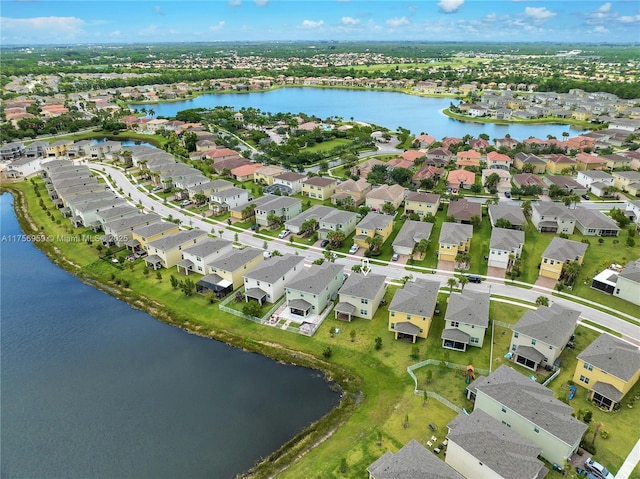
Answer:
[322, 346, 333, 359]
[374, 337, 382, 350]
[600, 430, 610, 440]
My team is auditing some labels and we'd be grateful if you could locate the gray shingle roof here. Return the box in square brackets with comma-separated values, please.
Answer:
[356, 212, 394, 231]
[285, 205, 335, 229]
[618, 258, 640, 283]
[339, 272, 386, 300]
[534, 202, 575, 219]
[321, 208, 358, 226]
[405, 191, 440, 204]
[132, 221, 178, 239]
[439, 222, 473, 245]
[468, 365, 588, 445]
[542, 237, 588, 262]
[489, 227, 525, 251]
[104, 213, 161, 232]
[304, 176, 336, 187]
[447, 410, 545, 479]
[243, 254, 304, 283]
[97, 205, 141, 222]
[75, 197, 127, 213]
[285, 263, 343, 295]
[146, 229, 207, 252]
[182, 238, 232, 258]
[367, 439, 464, 479]
[513, 303, 579, 348]
[514, 345, 546, 363]
[447, 199, 482, 221]
[488, 204, 526, 227]
[445, 290, 490, 327]
[208, 248, 263, 272]
[389, 278, 439, 317]
[392, 220, 433, 250]
[255, 195, 301, 212]
[590, 381, 623, 402]
[578, 333, 640, 382]
[572, 207, 621, 232]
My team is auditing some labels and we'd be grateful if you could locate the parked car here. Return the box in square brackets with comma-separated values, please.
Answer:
[585, 458, 615, 479]
[466, 274, 482, 283]
[320, 239, 329, 248]
[582, 194, 590, 200]
[152, 186, 163, 192]
[504, 191, 511, 198]
[349, 244, 359, 254]
[278, 229, 291, 239]
[250, 223, 259, 231]
[263, 251, 271, 259]
[181, 200, 193, 207]
[391, 253, 400, 261]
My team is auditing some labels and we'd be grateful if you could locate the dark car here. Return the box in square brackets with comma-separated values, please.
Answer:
[466, 274, 482, 283]
[320, 239, 329, 248]
[504, 191, 511, 198]
[582, 194, 590, 200]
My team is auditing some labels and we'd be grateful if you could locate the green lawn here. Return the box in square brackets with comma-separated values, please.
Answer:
[303, 138, 352, 153]
[521, 222, 556, 284]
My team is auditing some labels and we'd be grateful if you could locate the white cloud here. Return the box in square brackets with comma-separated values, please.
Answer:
[1, 16, 85, 37]
[300, 19, 324, 29]
[253, 0, 268, 6]
[341, 16, 360, 26]
[109, 30, 121, 38]
[597, 2, 612, 13]
[438, 0, 464, 14]
[209, 21, 226, 31]
[524, 7, 557, 20]
[594, 26, 609, 33]
[485, 13, 497, 21]
[386, 16, 410, 28]
[618, 15, 640, 23]
[228, 0, 241, 5]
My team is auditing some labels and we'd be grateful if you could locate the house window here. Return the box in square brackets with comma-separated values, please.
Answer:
[531, 339, 537, 345]
[361, 298, 368, 304]
[390, 311, 395, 317]
[360, 309, 367, 315]
[470, 337, 479, 344]
[584, 363, 593, 371]
[501, 406, 507, 413]
[390, 323, 395, 329]
[514, 332, 519, 338]
[451, 321, 459, 328]
[501, 421, 511, 428]
[579, 375, 590, 385]
[512, 345, 517, 351]
[407, 315, 411, 320]
[419, 329, 423, 333]
[534, 426, 540, 433]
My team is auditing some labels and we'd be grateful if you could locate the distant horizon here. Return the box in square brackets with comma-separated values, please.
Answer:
[1, 1, 639, 45]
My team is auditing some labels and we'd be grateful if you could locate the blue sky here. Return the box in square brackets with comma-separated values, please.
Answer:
[1, 1, 639, 45]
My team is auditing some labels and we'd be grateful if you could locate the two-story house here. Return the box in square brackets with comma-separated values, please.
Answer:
[102, 213, 161, 247]
[210, 187, 251, 214]
[441, 290, 490, 351]
[447, 199, 482, 224]
[530, 202, 576, 234]
[487, 204, 526, 229]
[392, 220, 433, 257]
[438, 223, 473, 262]
[388, 279, 440, 343]
[365, 184, 405, 212]
[576, 170, 615, 197]
[243, 254, 305, 305]
[273, 172, 306, 194]
[254, 196, 302, 227]
[353, 212, 394, 249]
[488, 228, 525, 270]
[613, 258, 640, 306]
[177, 238, 233, 275]
[613, 171, 640, 196]
[331, 178, 371, 206]
[545, 154, 576, 174]
[404, 192, 440, 219]
[254, 165, 286, 185]
[145, 229, 209, 270]
[302, 176, 338, 200]
[510, 304, 580, 371]
[334, 273, 386, 321]
[467, 365, 588, 465]
[203, 247, 264, 293]
[573, 333, 640, 411]
[129, 221, 181, 252]
[486, 151, 513, 170]
[539, 237, 588, 280]
[317, 209, 358, 240]
[284, 205, 334, 235]
[513, 153, 546, 174]
[543, 176, 587, 197]
[455, 149, 482, 168]
[285, 263, 345, 319]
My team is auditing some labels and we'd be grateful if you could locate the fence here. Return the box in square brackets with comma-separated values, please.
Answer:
[218, 288, 285, 324]
[542, 368, 562, 387]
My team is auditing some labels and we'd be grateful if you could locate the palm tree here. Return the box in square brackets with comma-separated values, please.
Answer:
[327, 230, 346, 248]
[447, 277, 458, 293]
[535, 296, 549, 306]
[521, 200, 533, 217]
[415, 239, 429, 259]
[458, 275, 469, 292]
[365, 235, 383, 253]
[562, 261, 581, 286]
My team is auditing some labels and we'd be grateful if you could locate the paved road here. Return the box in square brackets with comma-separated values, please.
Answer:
[91, 161, 639, 344]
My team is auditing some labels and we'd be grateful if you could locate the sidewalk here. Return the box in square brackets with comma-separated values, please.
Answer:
[616, 438, 640, 479]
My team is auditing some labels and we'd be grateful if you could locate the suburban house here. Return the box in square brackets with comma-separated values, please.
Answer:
[352, 158, 386, 178]
[204, 247, 264, 292]
[230, 163, 262, 182]
[244, 254, 305, 304]
[545, 154, 576, 174]
[392, 220, 433, 256]
[446, 410, 546, 479]
[210, 187, 251, 214]
[447, 199, 482, 224]
[573, 333, 640, 411]
[446, 169, 475, 190]
[273, 172, 306, 194]
[539, 237, 588, 280]
[531, 202, 576, 234]
[368, 439, 464, 479]
[482, 168, 511, 192]
[602, 154, 633, 170]
[613, 258, 640, 305]
[438, 223, 472, 262]
[353, 212, 395, 249]
[572, 207, 620, 236]
[543, 176, 587, 196]
[513, 173, 547, 194]
[467, 365, 588, 465]
[412, 165, 444, 186]
[284, 205, 334, 235]
[318, 209, 358, 240]
[576, 170, 615, 197]
[488, 204, 526, 229]
[441, 290, 490, 351]
[144, 229, 208, 270]
[187, 179, 234, 199]
[626, 200, 640, 227]
[302, 176, 338, 200]
[455, 149, 482, 168]
[102, 213, 161, 247]
[488, 228, 525, 270]
[613, 171, 640, 196]
[129, 221, 180, 252]
[388, 279, 440, 343]
[254, 196, 302, 227]
[404, 192, 440, 218]
[72, 198, 128, 227]
[513, 153, 546, 174]
[486, 151, 513, 169]
[334, 273, 386, 321]
[284, 263, 345, 319]
[365, 184, 405, 212]
[0, 141, 25, 161]
[254, 165, 286, 185]
[510, 304, 580, 371]
[5, 157, 42, 178]
[331, 178, 371, 206]
[176, 238, 233, 275]
[95, 205, 141, 228]
[575, 153, 607, 171]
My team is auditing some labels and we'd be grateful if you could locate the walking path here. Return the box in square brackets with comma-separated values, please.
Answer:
[616, 438, 640, 479]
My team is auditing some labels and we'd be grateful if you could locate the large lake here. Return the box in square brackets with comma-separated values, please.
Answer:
[0, 193, 339, 478]
[130, 87, 582, 140]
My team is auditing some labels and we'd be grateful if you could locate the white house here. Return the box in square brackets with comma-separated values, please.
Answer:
[177, 238, 234, 275]
[576, 170, 615, 198]
[244, 254, 305, 304]
[273, 172, 306, 194]
[441, 290, 490, 350]
[210, 187, 251, 212]
[488, 228, 525, 269]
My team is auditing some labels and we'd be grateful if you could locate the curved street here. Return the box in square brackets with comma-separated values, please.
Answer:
[92, 161, 640, 345]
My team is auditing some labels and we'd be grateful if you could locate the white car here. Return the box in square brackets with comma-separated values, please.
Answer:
[585, 458, 615, 479]
[181, 200, 193, 207]
[278, 229, 291, 239]
[349, 244, 359, 254]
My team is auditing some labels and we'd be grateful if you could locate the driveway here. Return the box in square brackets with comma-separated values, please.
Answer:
[486, 266, 506, 283]
[534, 276, 557, 289]
[437, 260, 456, 272]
